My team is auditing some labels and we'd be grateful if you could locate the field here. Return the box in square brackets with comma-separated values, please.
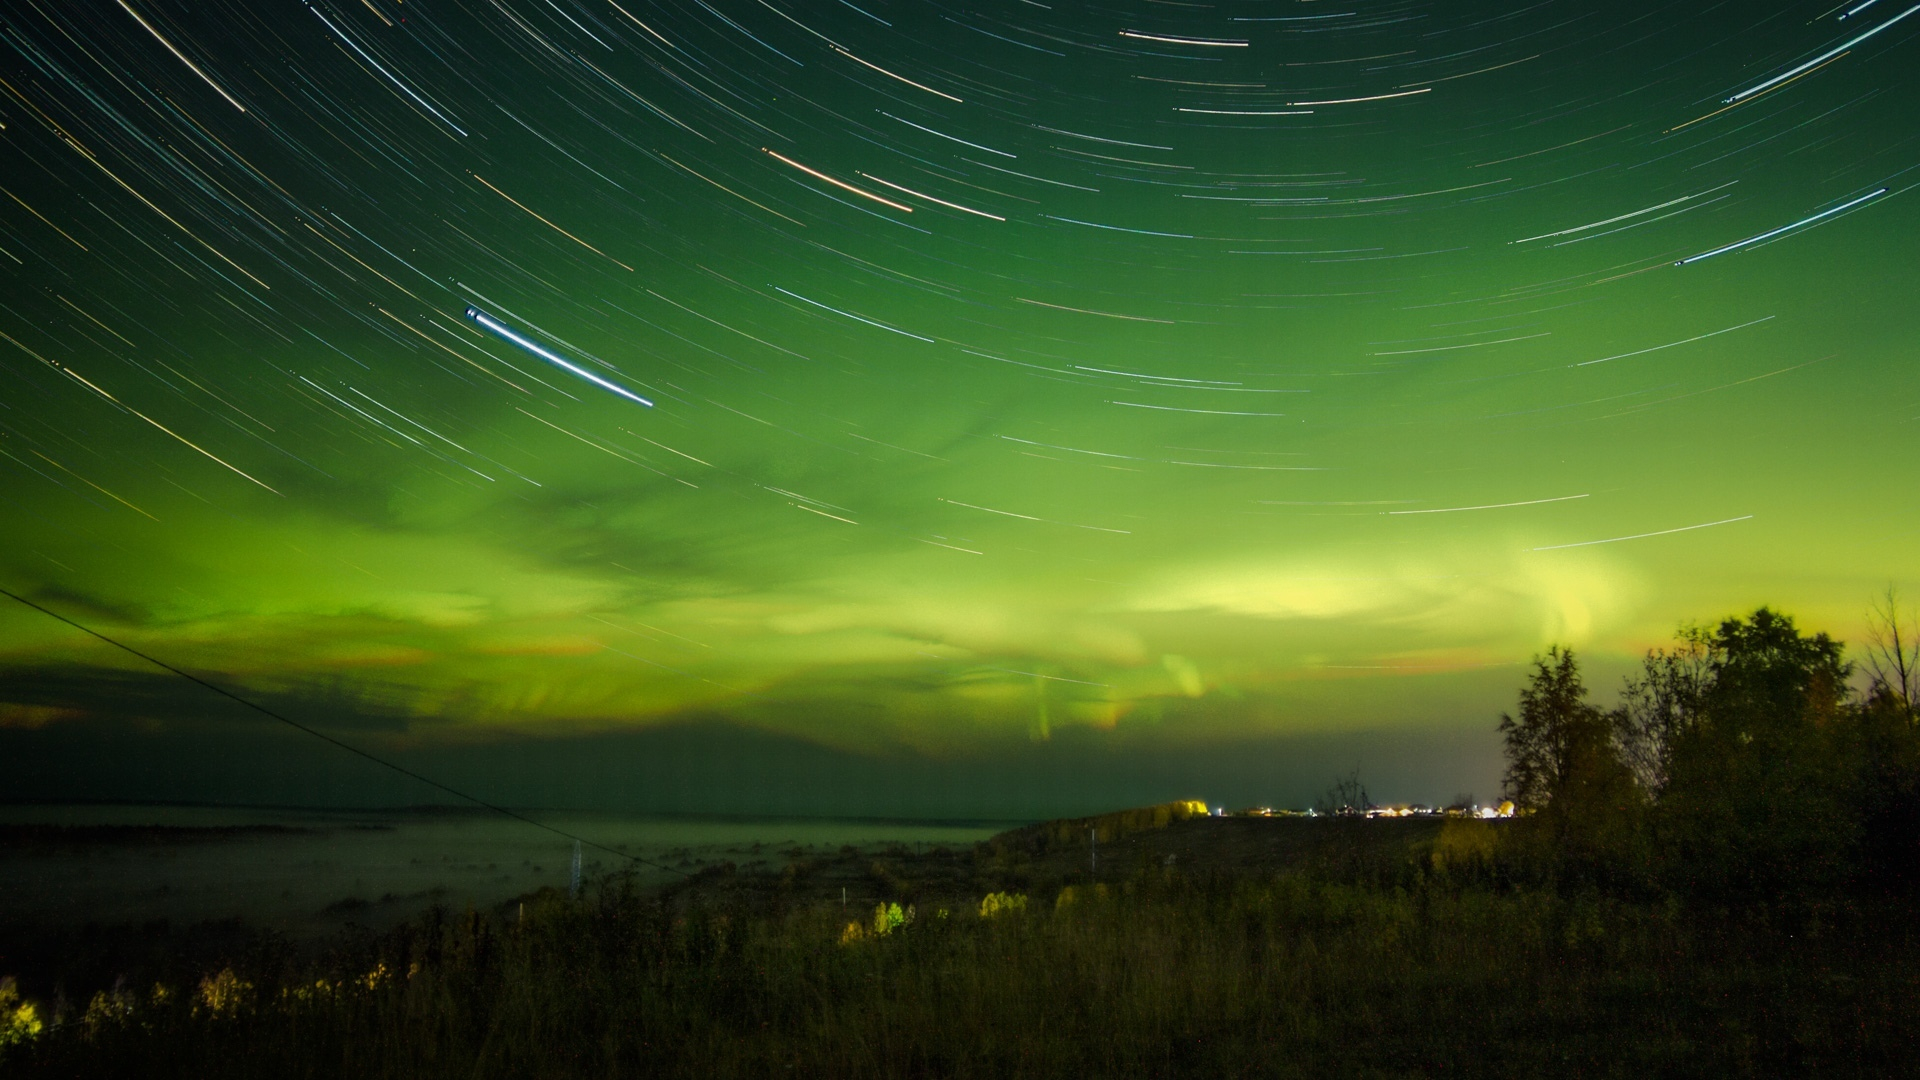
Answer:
[5, 807, 1918, 1078]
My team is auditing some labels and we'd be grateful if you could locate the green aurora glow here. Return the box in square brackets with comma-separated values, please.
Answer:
[1, 0, 1916, 810]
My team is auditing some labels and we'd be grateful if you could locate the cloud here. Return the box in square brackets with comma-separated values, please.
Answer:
[0, 468, 1653, 756]
[1123, 546, 1641, 651]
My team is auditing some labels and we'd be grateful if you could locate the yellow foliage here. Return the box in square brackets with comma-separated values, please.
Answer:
[978, 891, 1027, 918]
[871, 902, 912, 937]
[196, 968, 254, 1018]
[841, 903, 915, 945]
[0, 978, 43, 1048]
[282, 979, 336, 1004]
[82, 989, 135, 1031]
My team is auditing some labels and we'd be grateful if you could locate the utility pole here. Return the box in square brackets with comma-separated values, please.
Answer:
[1090, 827, 1097, 880]
[569, 840, 582, 900]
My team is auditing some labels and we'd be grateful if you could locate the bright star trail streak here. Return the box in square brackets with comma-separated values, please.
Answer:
[1388, 495, 1590, 515]
[1676, 190, 1889, 265]
[1572, 316, 1777, 366]
[1512, 185, 1738, 244]
[0, 0, 1915, 815]
[1724, 5, 1920, 102]
[466, 309, 654, 407]
[762, 148, 915, 210]
[112, 0, 247, 112]
[303, 1, 468, 135]
[1531, 516, 1756, 551]
[1117, 31, 1248, 47]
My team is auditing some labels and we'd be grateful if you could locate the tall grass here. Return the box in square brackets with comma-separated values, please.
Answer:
[9, 854, 1917, 1078]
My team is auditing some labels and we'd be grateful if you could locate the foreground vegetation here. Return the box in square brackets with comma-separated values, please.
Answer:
[1496, 600, 1920, 897]
[4, 598, 1919, 1077]
[6, 850, 1920, 1079]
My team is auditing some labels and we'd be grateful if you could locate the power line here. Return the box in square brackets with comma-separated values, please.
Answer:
[0, 584, 689, 880]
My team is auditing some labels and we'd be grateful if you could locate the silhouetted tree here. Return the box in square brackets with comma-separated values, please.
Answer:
[1655, 608, 1857, 898]
[1499, 647, 1645, 882]
[1315, 769, 1369, 816]
[1850, 683, 1920, 885]
[1862, 586, 1918, 725]
[1613, 625, 1714, 796]
[1500, 605, 1920, 899]
[1849, 589, 1920, 883]
[1500, 648, 1608, 808]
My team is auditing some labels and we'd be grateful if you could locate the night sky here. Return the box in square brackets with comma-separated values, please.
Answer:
[1, 0, 1915, 815]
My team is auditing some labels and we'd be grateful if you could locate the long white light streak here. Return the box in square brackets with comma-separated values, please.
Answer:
[1389, 494, 1588, 515]
[1572, 316, 1774, 366]
[305, 1, 468, 135]
[832, 47, 961, 102]
[466, 308, 653, 406]
[1513, 183, 1736, 244]
[772, 287, 933, 342]
[1532, 516, 1752, 551]
[1726, 4, 1920, 101]
[113, 0, 246, 111]
[1675, 189, 1885, 265]
[878, 112, 1017, 157]
[1119, 30, 1247, 46]
[857, 173, 1004, 219]
[762, 148, 914, 211]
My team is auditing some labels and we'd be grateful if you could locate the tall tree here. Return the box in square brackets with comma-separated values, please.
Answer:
[1656, 608, 1857, 898]
[1613, 626, 1714, 797]
[1500, 647, 1598, 813]
[1853, 590, 1920, 882]
[1499, 647, 1645, 880]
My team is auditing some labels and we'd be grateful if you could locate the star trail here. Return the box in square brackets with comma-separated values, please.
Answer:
[0, 0, 1915, 789]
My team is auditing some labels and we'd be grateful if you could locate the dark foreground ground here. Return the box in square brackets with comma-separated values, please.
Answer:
[4, 808, 1918, 1078]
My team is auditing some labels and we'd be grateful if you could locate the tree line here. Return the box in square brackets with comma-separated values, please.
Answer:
[1497, 591, 1920, 899]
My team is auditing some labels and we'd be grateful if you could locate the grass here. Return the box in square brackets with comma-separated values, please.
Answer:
[5, 817, 1919, 1078]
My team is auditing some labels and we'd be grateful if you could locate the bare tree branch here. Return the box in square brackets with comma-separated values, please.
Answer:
[1613, 625, 1713, 795]
[1863, 585, 1919, 724]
